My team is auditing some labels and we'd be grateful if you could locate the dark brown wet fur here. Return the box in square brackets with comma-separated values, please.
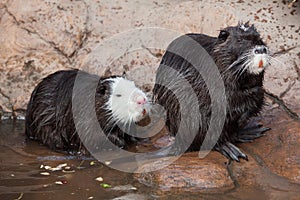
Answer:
[25, 69, 135, 155]
[153, 23, 269, 161]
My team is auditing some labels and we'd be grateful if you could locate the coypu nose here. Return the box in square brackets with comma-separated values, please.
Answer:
[254, 46, 267, 54]
[137, 96, 146, 105]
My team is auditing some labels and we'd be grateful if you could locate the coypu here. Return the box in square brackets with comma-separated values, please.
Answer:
[153, 22, 271, 161]
[25, 69, 150, 155]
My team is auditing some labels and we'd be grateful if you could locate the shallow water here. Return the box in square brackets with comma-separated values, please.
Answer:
[0, 119, 299, 200]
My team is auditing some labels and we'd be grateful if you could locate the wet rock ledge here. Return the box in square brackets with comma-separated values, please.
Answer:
[134, 107, 300, 196]
[134, 152, 233, 192]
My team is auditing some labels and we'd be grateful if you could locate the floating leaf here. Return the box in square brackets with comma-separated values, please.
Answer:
[50, 163, 68, 171]
[104, 161, 112, 165]
[100, 183, 111, 188]
[130, 186, 137, 190]
[50, 167, 60, 171]
[44, 166, 51, 170]
[95, 177, 103, 182]
[55, 180, 67, 185]
[62, 170, 75, 173]
[56, 163, 67, 168]
[90, 161, 96, 166]
[55, 181, 63, 185]
[40, 172, 50, 176]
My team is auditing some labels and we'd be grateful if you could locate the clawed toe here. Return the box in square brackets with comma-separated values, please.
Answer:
[237, 122, 270, 143]
[242, 121, 263, 130]
[215, 142, 248, 162]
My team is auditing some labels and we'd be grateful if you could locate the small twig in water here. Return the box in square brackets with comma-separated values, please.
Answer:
[77, 160, 85, 169]
[15, 193, 24, 200]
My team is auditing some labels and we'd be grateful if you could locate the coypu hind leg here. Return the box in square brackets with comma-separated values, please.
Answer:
[215, 142, 248, 162]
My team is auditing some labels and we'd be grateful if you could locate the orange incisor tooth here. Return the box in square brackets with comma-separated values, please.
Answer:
[142, 109, 146, 115]
[259, 60, 264, 68]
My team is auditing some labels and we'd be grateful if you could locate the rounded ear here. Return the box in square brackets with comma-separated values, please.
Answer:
[218, 30, 229, 42]
[245, 21, 250, 27]
[96, 82, 108, 96]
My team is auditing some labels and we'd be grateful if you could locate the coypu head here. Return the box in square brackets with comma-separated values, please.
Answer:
[99, 77, 150, 125]
[213, 22, 270, 76]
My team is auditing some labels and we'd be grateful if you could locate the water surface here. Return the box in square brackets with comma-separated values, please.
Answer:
[0, 119, 299, 200]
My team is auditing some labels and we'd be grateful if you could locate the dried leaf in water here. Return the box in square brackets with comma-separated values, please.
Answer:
[95, 177, 103, 182]
[105, 161, 112, 165]
[44, 166, 51, 170]
[62, 170, 75, 173]
[55, 181, 63, 185]
[40, 172, 50, 176]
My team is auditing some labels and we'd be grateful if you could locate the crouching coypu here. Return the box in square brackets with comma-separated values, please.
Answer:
[153, 22, 271, 161]
[25, 69, 150, 155]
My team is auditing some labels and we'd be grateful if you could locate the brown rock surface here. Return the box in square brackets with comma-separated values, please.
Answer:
[228, 107, 300, 199]
[133, 108, 300, 196]
[238, 108, 300, 185]
[134, 152, 234, 192]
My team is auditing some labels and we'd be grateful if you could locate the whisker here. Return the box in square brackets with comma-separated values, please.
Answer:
[222, 51, 252, 74]
[269, 56, 285, 67]
[232, 59, 252, 81]
[101, 116, 126, 146]
[238, 61, 252, 79]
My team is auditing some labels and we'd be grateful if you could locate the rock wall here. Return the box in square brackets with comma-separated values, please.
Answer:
[0, 0, 299, 118]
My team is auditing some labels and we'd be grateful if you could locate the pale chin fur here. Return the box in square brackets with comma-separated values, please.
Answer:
[105, 77, 149, 125]
[247, 52, 269, 75]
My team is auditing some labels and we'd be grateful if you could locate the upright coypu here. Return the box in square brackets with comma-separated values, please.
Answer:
[153, 22, 271, 161]
[25, 69, 150, 155]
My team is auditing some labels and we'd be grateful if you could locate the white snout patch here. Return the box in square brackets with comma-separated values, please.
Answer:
[106, 77, 150, 125]
[247, 54, 269, 74]
[246, 46, 270, 75]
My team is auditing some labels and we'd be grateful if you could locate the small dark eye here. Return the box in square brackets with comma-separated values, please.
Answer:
[218, 30, 229, 41]
[115, 94, 122, 97]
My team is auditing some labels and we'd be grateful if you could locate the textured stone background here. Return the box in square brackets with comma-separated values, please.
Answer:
[0, 0, 299, 118]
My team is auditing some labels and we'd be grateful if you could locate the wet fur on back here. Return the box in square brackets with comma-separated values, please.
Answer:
[153, 22, 270, 157]
[25, 69, 145, 155]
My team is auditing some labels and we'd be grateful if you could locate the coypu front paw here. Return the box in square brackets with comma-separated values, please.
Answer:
[237, 121, 270, 143]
